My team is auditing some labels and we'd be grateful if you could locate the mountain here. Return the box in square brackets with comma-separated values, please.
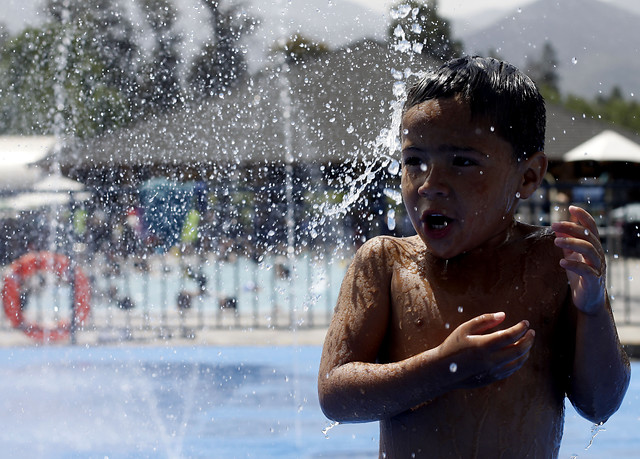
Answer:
[457, 0, 640, 99]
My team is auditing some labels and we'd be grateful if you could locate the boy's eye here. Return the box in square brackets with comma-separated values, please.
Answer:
[403, 156, 425, 169]
[452, 156, 478, 167]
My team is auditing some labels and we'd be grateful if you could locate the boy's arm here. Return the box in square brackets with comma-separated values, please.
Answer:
[318, 237, 535, 422]
[553, 206, 631, 424]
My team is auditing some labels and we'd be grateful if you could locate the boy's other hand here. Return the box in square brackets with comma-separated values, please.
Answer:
[438, 312, 535, 389]
[552, 205, 607, 315]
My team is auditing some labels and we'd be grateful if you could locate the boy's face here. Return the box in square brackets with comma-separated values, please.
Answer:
[401, 96, 529, 259]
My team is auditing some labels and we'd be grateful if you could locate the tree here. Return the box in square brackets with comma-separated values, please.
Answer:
[388, 0, 462, 61]
[187, 0, 257, 99]
[526, 42, 560, 94]
[137, 0, 183, 112]
[0, 0, 142, 137]
[45, 0, 140, 100]
[0, 18, 130, 137]
[271, 34, 330, 65]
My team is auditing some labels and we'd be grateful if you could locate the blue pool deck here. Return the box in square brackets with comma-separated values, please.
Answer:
[0, 346, 637, 459]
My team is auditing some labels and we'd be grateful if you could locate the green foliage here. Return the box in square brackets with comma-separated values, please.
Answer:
[0, 22, 131, 137]
[561, 86, 640, 133]
[137, 0, 183, 112]
[525, 41, 639, 134]
[388, 0, 462, 61]
[188, 0, 257, 99]
[272, 34, 330, 64]
[526, 42, 560, 93]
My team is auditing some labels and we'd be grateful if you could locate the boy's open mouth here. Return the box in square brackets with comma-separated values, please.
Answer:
[424, 214, 453, 231]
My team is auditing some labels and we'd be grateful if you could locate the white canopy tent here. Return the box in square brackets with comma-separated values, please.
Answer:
[611, 203, 640, 223]
[0, 175, 90, 212]
[0, 136, 58, 191]
[32, 174, 87, 192]
[563, 130, 640, 163]
[0, 136, 92, 213]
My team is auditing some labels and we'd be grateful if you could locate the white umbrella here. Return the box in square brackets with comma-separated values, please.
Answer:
[563, 130, 640, 163]
[32, 174, 86, 192]
[0, 136, 58, 191]
[611, 203, 640, 223]
[0, 175, 90, 213]
[0, 192, 74, 211]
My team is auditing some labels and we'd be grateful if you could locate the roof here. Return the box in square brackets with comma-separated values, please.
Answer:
[38, 43, 639, 182]
[41, 41, 438, 179]
[563, 129, 640, 162]
[545, 106, 639, 161]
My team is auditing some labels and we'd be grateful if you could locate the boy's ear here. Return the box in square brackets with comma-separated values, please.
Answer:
[517, 151, 548, 199]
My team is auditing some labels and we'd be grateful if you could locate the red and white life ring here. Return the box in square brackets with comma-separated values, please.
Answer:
[2, 252, 91, 342]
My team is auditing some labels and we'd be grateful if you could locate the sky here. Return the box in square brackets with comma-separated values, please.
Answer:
[352, 0, 636, 16]
[352, 0, 536, 16]
[3, 0, 638, 30]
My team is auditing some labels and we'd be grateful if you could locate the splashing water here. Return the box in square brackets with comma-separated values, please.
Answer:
[585, 422, 606, 450]
[320, 82, 406, 219]
[312, 2, 430, 236]
[322, 421, 341, 438]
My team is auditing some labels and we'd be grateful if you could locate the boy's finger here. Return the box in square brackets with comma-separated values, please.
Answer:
[568, 205, 600, 237]
[475, 320, 532, 351]
[552, 221, 600, 242]
[554, 237, 603, 269]
[495, 348, 532, 379]
[464, 312, 506, 334]
[559, 258, 603, 278]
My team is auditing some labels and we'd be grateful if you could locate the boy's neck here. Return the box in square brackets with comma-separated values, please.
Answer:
[425, 218, 521, 269]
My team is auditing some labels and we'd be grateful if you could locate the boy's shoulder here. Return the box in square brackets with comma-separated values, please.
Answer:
[511, 223, 565, 267]
[351, 235, 423, 275]
[356, 234, 424, 259]
[516, 223, 558, 250]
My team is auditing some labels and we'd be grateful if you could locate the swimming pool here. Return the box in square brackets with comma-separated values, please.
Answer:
[0, 346, 636, 458]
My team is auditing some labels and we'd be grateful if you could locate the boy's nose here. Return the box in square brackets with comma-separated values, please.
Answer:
[417, 170, 449, 198]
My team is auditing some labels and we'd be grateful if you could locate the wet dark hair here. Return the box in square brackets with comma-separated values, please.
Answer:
[403, 56, 545, 161]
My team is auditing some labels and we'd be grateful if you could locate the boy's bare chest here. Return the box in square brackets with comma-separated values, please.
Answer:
[387, 252, 568, 358]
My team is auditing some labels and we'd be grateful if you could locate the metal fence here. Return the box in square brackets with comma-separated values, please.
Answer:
[1, 181, 639, 345]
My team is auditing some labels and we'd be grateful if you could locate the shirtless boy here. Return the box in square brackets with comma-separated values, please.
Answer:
[318, 56, 630, 458]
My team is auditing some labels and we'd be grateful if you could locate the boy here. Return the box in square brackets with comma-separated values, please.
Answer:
[318, 56, 630, 458]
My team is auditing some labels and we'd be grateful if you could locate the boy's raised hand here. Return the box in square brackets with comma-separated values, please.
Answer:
[438, 312, 535, 389]
[552, 205, 607, 315]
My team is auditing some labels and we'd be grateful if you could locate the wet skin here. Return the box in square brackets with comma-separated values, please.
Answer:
[318, 97, 630, 458]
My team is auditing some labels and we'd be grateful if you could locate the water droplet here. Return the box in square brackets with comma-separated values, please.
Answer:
[387, 159, 400, 175]
[449, 363, 458, 373]
[584, 229, 589, 236]
[346, 124, 354, 134]
[572, 57, 578, 65]
[322, 421, 340, 438]
[387, 209, 396, 231]
[444, 323, 450, 329]
[515, 192, 521, 199]
[393, 80, 406, 97]
[457, 306, 463, 313]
